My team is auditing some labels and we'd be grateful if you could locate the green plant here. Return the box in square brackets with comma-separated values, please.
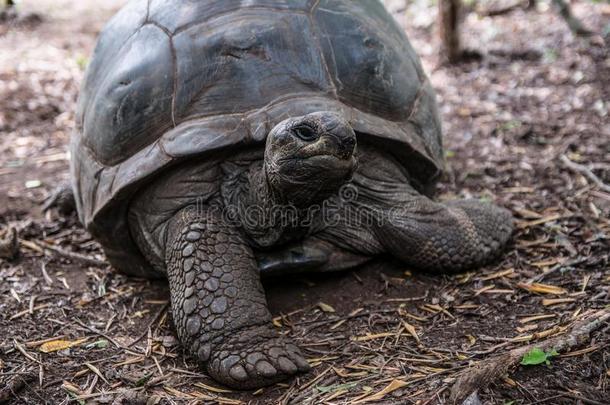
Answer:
[520, 347, 559, 366]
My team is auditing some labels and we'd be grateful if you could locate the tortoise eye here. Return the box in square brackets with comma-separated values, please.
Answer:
[292, 124, 317, 141]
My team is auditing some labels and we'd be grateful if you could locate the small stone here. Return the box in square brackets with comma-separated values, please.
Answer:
[220, 273, 233, 283]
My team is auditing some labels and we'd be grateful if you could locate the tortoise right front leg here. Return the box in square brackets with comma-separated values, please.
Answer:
[166, 209, 309, 389]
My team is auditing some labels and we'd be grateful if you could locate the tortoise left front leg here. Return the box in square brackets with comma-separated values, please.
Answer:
[375, 194, 513, 272]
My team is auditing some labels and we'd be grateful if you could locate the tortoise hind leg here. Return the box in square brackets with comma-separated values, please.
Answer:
[376, 195, 513, 271]
[166, 209, 309, 389]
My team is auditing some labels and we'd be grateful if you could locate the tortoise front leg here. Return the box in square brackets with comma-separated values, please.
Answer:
[166, 209, 309, 389]
[376, 196, 513, 272]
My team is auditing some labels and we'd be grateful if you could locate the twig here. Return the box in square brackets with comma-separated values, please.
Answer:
[128, 303, 170, 348]
[73, 319, 128, 350]
[560, 155, 610, 193]
[13, 341, 42, 365]
[449, 308, 610, 404]
[560, 393, 608, 405]
[527, 256, 588, 283]
[20, 239, 107, 267]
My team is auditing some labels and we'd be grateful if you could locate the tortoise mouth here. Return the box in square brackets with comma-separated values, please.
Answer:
[280, 152, 356, 169]
[302, 152, 355, 165]
[294, 132, 356, 161]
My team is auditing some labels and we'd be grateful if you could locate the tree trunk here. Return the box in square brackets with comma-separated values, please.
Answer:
[439, 0, 461, 63]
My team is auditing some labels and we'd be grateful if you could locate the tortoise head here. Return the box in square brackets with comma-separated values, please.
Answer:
[264, 111, 357, 207]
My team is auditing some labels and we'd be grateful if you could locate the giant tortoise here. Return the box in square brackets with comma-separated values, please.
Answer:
[71, 0, 513, 389]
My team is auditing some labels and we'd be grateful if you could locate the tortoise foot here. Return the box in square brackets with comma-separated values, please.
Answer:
[206, 324, 309, 389]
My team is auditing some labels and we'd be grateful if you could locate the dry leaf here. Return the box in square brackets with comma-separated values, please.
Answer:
[317, 302, 335, 313]
[352, 332, 394, 342]
[354, 379, 409, 403]
[542, 298, 576, 306]
[402, 321, 420, 343]
[479, 268, 515, 281]
[518, 283, 567, 295]
[194, 382, 233, 393]
[39, 338, 87, 353]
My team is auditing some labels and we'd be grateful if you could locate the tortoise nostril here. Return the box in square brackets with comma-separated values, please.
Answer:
[336, 135, 355, 159]
[344, 136, 355, 149]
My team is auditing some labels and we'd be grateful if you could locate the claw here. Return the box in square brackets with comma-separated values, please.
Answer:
[256, 360, 277, 377]
[277, 357, 297, 374]
[206, 332, 309, 389]
[229, 364, 249, 381]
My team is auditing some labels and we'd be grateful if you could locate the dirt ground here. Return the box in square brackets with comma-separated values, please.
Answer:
[0, 0, 609, 404]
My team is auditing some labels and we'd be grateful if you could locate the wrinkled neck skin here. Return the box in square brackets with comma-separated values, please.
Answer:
[221, 160, 326, 250]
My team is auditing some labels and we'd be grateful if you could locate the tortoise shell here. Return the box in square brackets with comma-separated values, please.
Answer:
[70, 0, 443, 276]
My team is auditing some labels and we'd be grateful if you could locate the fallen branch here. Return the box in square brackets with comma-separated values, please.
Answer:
[560, 155, 610, 193]
[449, 308, 610, 404]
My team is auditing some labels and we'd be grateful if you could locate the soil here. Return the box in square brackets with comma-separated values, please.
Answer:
[0, 1, 608, 404]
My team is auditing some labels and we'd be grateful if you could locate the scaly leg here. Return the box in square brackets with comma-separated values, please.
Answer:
[166, 209, 309, 389]
[375, 196, 513, 271]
